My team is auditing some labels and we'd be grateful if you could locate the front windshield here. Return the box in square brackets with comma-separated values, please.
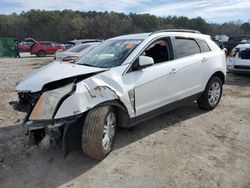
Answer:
[76, 39, 141, 68]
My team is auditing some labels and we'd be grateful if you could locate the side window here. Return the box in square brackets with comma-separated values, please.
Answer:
[173, 37, 201, 59]
[42, 42, 51, 46]
[130, 38, 172, 72]
[45, 42, 52, 46]
[196, 39, 211, 52]
[51, 42, 59, 46]
[143, 38, 171, 64]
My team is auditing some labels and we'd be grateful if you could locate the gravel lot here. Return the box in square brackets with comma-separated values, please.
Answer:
[0, 55, 250, 188]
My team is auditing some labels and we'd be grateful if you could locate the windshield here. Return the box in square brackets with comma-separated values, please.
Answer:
[76, 39, 141, 68]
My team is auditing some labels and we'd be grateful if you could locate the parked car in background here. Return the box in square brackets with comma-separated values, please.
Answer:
[214, 35, 229, 42]
[64, 39, 102, 50]
[223, 35, 250, 55]
[18, 38, 36, 52]
[227, 44, 250, 74]
[55, 42, 101, 62]
[13, 30, 226, 160]
[31, 41, 64, 57]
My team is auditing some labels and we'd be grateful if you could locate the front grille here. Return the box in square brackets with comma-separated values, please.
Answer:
[17, 92, 42, 112]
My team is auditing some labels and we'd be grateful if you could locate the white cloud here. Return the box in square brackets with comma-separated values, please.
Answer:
[1, 0, 249, 23]
[1, 0, 149, 13]
[141, 0, 250, 23]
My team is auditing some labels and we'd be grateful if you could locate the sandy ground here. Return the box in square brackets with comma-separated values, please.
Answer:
[0, 55, 250, 188]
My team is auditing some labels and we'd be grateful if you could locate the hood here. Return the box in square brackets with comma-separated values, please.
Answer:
[56, 51, 76, 60]
[16, 62, 106, 92]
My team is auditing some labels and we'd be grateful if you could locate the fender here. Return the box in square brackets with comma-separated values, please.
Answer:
[54, 81, 128, 119]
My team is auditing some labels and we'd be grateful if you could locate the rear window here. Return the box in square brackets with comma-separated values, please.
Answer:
[196, 39, 211, 52]
[173, 37, 201, 58]
[64, 42, 75, 48]
[67, 44, 91, 53]
[40, 42, 51, 46]
[20, 41, 34, 46]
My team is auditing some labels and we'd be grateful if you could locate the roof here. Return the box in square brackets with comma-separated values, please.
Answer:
[111, 33, 151, 40]
[150, 29, 201, 35]
[110, 31, 210, 41]
[66, 39, 102, 44]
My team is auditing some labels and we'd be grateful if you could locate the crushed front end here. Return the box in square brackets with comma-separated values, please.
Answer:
[11, 83, 82, 153]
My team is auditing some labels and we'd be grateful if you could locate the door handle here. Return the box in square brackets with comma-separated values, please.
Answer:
[170, 68, 177, 74]
[201, 57, 208, 62]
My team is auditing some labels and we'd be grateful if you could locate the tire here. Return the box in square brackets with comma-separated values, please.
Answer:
[36, 50, 46, 57]
[197, 76, 223, 110]
[82, 106, 117, 160]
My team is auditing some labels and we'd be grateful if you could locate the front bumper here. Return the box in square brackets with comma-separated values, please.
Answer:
[227, 65, 250, 74]
[23, 114, 82, 131]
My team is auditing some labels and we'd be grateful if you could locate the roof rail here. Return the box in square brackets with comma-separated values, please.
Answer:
[150, 29, 201, 35]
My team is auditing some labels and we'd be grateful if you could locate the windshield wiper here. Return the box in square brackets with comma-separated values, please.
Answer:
[79, 63, 100, 68]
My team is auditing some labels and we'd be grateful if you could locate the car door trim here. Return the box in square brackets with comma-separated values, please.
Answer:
[127, 91, 203, 127]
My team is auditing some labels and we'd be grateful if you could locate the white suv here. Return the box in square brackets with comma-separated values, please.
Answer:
[227, 44, 250, 73]
[14, 30, 226, 160]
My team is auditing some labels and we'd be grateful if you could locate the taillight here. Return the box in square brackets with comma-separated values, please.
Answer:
[62, 56, 78, 62]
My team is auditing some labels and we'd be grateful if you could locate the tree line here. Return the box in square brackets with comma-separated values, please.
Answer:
[0, 10, 249, 42]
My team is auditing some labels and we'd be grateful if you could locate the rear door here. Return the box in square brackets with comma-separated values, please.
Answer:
[45, 42, 56, 54]
[169, 36, 205, 100]
[51, 42, 62, 54]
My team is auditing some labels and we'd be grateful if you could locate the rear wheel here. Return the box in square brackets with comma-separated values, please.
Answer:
[36, 50, 46, 57]
[82, 106, 116, 160]
[198, 76, 223, 110]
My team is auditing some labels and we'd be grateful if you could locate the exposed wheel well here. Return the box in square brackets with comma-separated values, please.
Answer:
[211, 71, 225, 84]
[94, 99, 130, 128]
[63, 100, 130, 156]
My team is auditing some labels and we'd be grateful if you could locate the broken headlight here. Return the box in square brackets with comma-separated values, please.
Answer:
[29, 83, 75, 120]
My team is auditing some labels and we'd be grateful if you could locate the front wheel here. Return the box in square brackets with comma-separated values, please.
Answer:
[198, 76, 223, 110]
[82, 106, 117, 160]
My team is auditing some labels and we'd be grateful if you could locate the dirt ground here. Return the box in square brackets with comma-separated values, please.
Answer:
[0, 55, 250, 188]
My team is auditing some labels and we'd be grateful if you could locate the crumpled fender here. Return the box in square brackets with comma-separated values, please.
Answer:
[54, 81, 120, 119]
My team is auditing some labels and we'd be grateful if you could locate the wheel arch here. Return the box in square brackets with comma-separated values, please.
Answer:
[37, 50, 46, 57]
[94, 99, 131, 128]
[211, 71, 225, 84]
[62, 99, 130, 158]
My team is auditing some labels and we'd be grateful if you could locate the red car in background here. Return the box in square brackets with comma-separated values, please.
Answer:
[31, 41, 64, 57]
[18, 38, 36, 52]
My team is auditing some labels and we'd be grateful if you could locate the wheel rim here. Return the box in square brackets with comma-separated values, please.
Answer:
[102, 112, 116, 151]
[208, 81, 221, 106]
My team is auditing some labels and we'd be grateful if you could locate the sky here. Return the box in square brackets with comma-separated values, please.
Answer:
[0, 0, 250, 23]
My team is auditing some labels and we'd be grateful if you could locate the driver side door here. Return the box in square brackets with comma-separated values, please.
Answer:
[126, 37, 178, 116]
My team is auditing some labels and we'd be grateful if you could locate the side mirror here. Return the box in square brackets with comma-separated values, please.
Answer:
[138, 55, 154, 68]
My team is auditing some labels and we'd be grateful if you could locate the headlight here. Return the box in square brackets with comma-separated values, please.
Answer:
[29, 83, 74, 120]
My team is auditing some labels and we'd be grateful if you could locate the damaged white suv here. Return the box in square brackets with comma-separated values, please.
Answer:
[13, 30, 226, 160]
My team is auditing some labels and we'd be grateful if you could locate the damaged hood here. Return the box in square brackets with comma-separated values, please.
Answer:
[16, 62, 106, 92]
